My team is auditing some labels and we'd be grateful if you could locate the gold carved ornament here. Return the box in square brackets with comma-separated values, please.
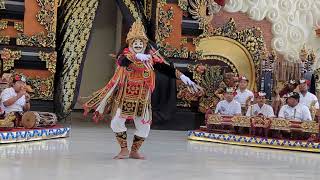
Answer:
[14, 22, 24, 32]
[156, 1, 173, 49]
[0, 48, 22, 71]
[250, 116, 272, 128]
[16, 32, 56, 48]
[207, 115, 251, 127]
[29, 75, 55, 100]
[207, 114, 319, 133]
[188, 0, 214, 31]
[0, 36, 10, 45]
[193, 64, 223, 112]
[36, 0, 55, 32]
[0, 20, 9, 45]
[0, 113, 16, 128]
[301, 122, 319, 134]
[156, 1, 202, 59]
[270, 118, 290, 131]
[178, 0, 188, 11]
[0, 21, 23, 32]
[39, 51, 57, 74]
[207, 114, 223, 125]
[0, 21, 24, 44]
[188, 0, 223, 34]
[0, 20, 8, 30]
[231, 116, 251, 127]
[156, 1, 197, 59]
[16, 0, 56, 48]
[15, 72, 55, 100]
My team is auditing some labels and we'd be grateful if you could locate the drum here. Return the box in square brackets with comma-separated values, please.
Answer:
[37, 112, 57, 126]
[21, 111, 40, 129]
[22, 111, 57, 128]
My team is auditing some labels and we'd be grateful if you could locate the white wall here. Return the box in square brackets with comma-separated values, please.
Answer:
[74, 0, 121, 109]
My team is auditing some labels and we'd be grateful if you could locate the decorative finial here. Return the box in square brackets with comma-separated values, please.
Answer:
[299, 44, 308, 62]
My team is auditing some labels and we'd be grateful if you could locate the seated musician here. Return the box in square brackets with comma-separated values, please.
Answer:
[234, 76, 254, 114]
[0, 75, 31, 115]
[278, 92, 312, 121]
[215, 87, 241, 116]
[246, 92, 275, 118]
[215, 73, 238, 100]
[298, 79, 319, 109]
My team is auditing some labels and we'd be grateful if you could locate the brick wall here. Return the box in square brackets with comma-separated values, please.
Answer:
[212, 11, 273, 52]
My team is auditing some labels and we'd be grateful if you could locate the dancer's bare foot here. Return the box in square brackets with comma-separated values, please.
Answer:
[129, 151, 145, 160]
[113, 148, 129, 159]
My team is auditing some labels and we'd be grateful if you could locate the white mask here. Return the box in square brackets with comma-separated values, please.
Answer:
[130, 39, 146, 54]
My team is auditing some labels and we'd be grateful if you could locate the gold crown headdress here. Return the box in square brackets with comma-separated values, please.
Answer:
[126, 20, 148, 43]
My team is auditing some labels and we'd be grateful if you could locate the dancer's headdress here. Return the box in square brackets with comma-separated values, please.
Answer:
[126, 20, 148, 43]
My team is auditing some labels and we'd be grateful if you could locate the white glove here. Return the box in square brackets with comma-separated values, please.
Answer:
[180, 74, 200, 93]
[180, 74, 194, 86]
[136, 53, 151, 62]
[135, 53, 153, 70]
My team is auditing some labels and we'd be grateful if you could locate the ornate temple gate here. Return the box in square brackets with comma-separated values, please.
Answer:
[154, 1, 265, 89]
[154, 0, 266, 110]
[147, 0, 267, 129]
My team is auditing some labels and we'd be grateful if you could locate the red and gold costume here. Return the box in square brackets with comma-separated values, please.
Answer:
[82, 20, 198, 159]
[82, 47, 169, 122]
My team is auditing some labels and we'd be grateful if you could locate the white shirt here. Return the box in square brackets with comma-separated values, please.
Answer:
[246, 103, 275, 118]
[0, 87, 26, 113]
[278, 103, 312, 121]
[299, 92, 319, 109]
[234, 89, 254, 106]
[215, 100, 241, 116]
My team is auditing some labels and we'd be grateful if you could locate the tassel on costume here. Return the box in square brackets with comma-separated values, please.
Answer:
[92, 111, 104, 123]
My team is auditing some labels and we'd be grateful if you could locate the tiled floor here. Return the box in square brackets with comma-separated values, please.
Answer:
[0, 114, 320, 180]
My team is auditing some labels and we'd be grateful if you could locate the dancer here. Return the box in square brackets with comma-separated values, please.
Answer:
[82, 20, 200, 160]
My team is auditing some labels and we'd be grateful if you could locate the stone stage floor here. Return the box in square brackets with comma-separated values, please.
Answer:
[0, 113, 320, 180]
